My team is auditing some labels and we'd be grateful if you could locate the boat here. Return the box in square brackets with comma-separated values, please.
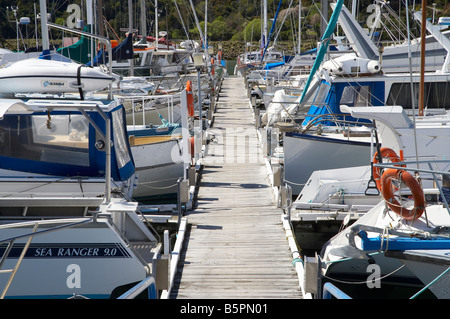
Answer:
[317, 161, 450, 299]
[289, 103, 450, 251]
[0, 58, 118, 95]
[334, 2, 450, 74]
[122, 93, 191, 203]
[256, 1, 450, 127]
[283, 16, 450, 196]
[0, 95, 163, 298]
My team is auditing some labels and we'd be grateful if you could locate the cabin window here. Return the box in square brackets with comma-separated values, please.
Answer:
[340, 85, 371, 107]
[313, 81, 331, 107]
[32, 114, 89, 166]
[387, 82, 450, 110]
[112, 108, 131, 169]
[0, 114, 89, 166]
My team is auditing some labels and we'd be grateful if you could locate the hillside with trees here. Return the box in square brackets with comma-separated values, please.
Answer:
[0, 0, 449, 59]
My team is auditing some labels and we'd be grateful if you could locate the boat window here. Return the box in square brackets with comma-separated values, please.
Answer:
[0, 114, 89, 166]
[112, 108, 131, 169]
[387, 82, 450, 110]
[340, 85, 372, 107]
[313, 81, 331, 107]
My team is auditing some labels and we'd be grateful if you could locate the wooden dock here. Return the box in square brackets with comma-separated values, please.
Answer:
[170, 76, 302, 299]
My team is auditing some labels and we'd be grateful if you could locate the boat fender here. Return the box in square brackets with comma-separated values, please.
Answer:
[380, 168, 425, 221]
[186, 81, 194, 117]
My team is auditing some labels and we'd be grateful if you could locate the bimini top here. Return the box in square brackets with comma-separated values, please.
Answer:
[0, 97, 135, 181]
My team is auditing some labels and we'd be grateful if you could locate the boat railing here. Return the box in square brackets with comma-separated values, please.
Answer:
[0, 218, 94, 299]
[374, 159, 450, 216]
[300, 113, 375, 133]
[117, 276, 157, 299]
[120, 94, 176, 129]
[322, 282, 352, 299]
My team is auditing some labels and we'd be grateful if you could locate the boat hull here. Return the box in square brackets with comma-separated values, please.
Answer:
[0, 218, 153, 299]
[130, 136, 185, 202]
[0, 59, 116, 94]
[283, 132, 372, 196]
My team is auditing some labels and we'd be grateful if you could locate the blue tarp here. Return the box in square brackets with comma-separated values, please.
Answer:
[264, 61, 285, 70]
[86, 33, 134, 66]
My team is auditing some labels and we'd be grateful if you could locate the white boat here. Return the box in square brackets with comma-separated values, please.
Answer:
[0, 58, 118, 95]
[121, 92, 191, 203]
[318, 162, 450, 299]
[0, 96, 163, 299]
[289, 104, 450, 252]
[335, 2, 450, 74]
[283, 60, 450, 196]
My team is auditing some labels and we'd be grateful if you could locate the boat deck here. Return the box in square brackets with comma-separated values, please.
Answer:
[170, 76, 302, 299]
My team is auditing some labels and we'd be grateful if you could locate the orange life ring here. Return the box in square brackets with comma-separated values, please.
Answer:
[186, 81, 194, 117]
[211, 58, 215, 75]
[373, 148, 403, 190]
[380, 168, 425, 221]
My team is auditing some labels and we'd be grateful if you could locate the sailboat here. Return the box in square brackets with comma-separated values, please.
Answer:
[282, 3, 450, 197]
[302, 4, 450, 299]
[235, 0, 285, 76]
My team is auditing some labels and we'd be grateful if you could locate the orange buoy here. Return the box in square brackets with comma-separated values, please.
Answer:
[373, 148, 403, 190]
[190, 136, 195, 157]
[186, 80, 194, 117]
[380, 168, 425, 221]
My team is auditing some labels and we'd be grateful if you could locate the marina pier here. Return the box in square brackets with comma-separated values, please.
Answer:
[169, 76, 303, 299]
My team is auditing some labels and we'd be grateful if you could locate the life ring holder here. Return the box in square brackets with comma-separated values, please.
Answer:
[380, 168, 425, 221]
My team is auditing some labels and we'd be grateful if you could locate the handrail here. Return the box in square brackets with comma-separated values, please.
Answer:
[117, 276, 157, 299]
[0, 218, 93, 299]
[322, 282, 352, 299]
[120, 94, 177, 129]
[373, 159, 450, 216]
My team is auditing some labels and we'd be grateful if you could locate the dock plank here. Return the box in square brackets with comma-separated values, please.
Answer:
[170, 76, 302, 299]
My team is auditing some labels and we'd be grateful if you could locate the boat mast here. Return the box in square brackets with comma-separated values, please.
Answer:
[155, 0, 158, 51]
[128, 0, 134, 76]
[263, 0, 268, 50]
[298, 0, 301, 54]
[140, 0, 147, 44]
[39, 0, 49, 51]
[298, 0, 344, 103]
[205, 0, 208, 50]
[418, 0, 426, 116]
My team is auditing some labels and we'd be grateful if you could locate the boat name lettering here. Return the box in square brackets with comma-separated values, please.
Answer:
[0, 244, 128, 258]
[35, 247, 102, 257]
[41, 80, 66, 88]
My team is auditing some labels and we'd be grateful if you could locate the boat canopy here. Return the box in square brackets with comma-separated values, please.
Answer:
[0, 100, 135, 181]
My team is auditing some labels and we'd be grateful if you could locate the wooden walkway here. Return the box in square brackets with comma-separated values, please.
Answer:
[169, 76, 302, 299]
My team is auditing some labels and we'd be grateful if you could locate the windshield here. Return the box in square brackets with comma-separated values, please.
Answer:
[0, 113, 89, 166]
